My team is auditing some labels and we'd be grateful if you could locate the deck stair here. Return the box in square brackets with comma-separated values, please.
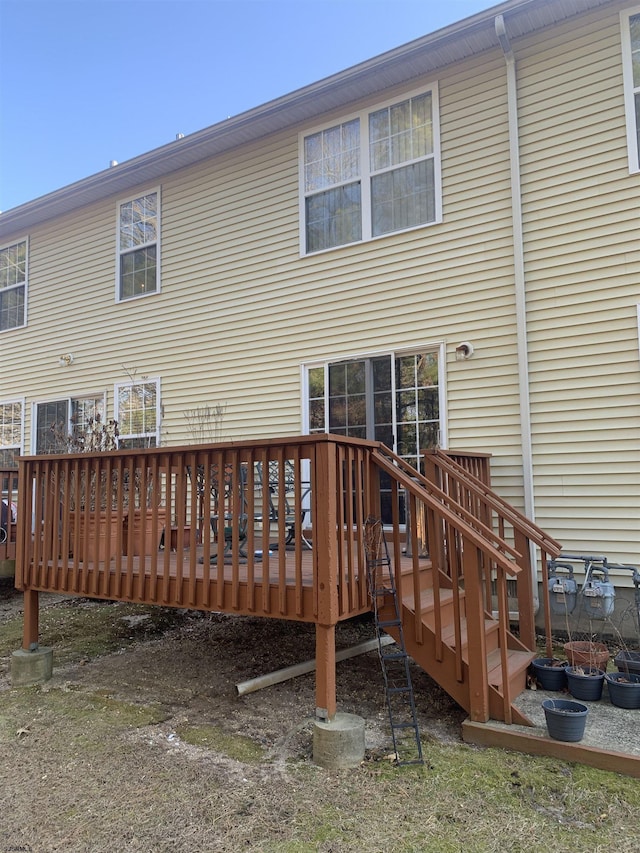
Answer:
[368, 447, 563, 726]
[364, 517, 424, 766]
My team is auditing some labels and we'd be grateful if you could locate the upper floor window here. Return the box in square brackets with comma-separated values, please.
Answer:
[115, 378, 160, 448]
[621, 8, 640, 172]
[0, 401, 23, 467]
[117, 190, 160, 300]
[300, 88, 440, 253]
[0, 239, 27, 331]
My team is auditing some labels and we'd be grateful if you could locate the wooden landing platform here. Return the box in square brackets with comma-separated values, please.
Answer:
[462, 686, 640, 779]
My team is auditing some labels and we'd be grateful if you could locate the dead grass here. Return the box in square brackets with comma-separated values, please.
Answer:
[0, 587, 639, 852]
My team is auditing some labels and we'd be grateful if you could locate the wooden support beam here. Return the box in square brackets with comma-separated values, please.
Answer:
[22, 588, 39, 650]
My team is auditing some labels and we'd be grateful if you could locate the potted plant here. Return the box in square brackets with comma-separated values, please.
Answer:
[565, 664, 605, 701]
[604, 672, 640, 709]
[530, 657, 569, 691]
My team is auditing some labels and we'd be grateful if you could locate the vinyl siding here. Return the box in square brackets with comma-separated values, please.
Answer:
[517, 2, 640, 563]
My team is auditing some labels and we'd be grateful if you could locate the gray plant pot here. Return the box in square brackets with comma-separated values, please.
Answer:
[604, 672, 640, 709]
[542, 698, 588, 742]
[566, 666, 605, 701]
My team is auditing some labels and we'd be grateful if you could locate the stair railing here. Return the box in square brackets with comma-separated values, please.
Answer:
[370, 446, 529, 722]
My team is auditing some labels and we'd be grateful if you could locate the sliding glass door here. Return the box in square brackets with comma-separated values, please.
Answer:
[306, 348, 442, 520]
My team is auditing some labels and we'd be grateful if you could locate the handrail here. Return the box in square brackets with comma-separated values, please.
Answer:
[371, 448, 523, 578]
[428, 448, 562, 556]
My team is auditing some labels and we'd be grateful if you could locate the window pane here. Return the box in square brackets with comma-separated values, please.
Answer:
[0, 402, 22, 459]
[120, 246, 157, 299]
[117, 381, 158, 445]
[119, 193, 157, 250]
[0, 286, 25, 331]
[329, 397, 347, 428]
[36, 400, 69, 453]
[631, 15, 640, 86]
[369, 93, 433, 173]
[371, 160, 435, 237]
[0, 241, 26, 288]
[329, 363, 346, 396]
[309, 399, 325, 432]
[416, 352, 439, 386]
[306, 183, 362, 252]
[304, 120, 360, 192]
[308, 366, 324, 398]
[346, 360, 365, 394]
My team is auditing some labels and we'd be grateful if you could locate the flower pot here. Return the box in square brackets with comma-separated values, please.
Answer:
[614, 650, 640, 677]
[530, 658, 568, 691]
[566, 666, 605, 701]
[542, 698, 589, 742]
[563, 641, 609, 670]
[604, 672, 640, 709]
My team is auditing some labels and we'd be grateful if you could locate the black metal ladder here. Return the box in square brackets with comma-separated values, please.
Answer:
[365, 517, 423, 766]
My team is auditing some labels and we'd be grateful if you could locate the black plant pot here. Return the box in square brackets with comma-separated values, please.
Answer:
[542, 698, 588, 742]
[530, 658, 568, 691]
[614, 650, 640, 677]
[604, 672, 640, 709]
[566, 666, 605, 701]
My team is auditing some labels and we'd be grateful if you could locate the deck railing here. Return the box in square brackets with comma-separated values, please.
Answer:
[15, 434, 562, 722]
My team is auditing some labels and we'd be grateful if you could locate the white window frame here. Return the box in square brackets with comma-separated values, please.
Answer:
[32, 393, 107, 454]
[298, 84, 442, 255]
[0, 236, 28, 332]
[114, 378, 161, 448]
[115, 187, 161, 302]
[0, 399, 24, 466]
[300, 341, 448, 449]
[621, 7, 640, 173]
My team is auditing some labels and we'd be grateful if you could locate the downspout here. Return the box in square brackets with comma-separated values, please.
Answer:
[495, 14, 539, 610]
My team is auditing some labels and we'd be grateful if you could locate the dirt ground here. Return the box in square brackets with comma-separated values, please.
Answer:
[0, 583, 467, 852]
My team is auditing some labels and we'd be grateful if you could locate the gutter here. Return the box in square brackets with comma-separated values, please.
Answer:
[495, 14, 538, 610]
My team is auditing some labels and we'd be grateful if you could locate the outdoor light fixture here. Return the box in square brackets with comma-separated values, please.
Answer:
[58, 353, 74, 367]
[455, 342, 474, 361]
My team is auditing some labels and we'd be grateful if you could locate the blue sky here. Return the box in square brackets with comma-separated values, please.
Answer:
[0, 0, 493, 212]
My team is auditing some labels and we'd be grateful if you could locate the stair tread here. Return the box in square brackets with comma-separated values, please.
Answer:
[486, 649, 535, 687]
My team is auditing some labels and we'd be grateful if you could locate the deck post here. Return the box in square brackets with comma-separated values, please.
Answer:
[22, 587, 39, 650]
[314, 439, 339, 721]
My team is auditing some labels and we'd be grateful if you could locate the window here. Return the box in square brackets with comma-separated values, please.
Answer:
[301, 88, 440, 253]
[115, 379, 160, 448]
[34, 395, 105, 454]
[117, 190, 159, 300]
[305, 348, 444, 521]
[0, 239, 27, 331]
[621, 8, 640, 172]
[0, 401, 23, 467]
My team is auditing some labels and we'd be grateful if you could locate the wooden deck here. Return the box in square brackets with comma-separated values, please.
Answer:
[14, 435, 567, 730]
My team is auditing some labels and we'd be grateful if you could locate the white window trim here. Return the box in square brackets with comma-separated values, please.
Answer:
[0, 235, 28, 332]
[115, 187, 161, 303]
[114, 377, 161, 447]
[620, 7, 640, 174]
[300, 341, 448, 448]
[298, 83, 442, 256]
[31, 392, 108, 453]
[0, 398, 25, 460]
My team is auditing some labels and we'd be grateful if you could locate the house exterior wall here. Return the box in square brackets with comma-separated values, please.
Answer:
[1, 1, 638, 566]
[516, 3, 640, 563]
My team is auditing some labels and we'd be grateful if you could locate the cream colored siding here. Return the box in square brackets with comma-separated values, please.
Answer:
[517, 3, 640, 563]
